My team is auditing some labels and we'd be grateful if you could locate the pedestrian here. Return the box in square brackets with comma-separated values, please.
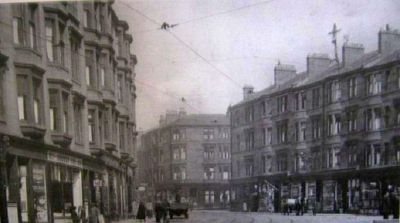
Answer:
[389, 190, 399, 219]
[162, 199, 170, 223]
[242, 201, 248, 212]
[137, 201, 146, 222]
[154, 200, 162, 223]
[382, 192, 391, 219]
[89, 203, 100, 223]
[70, 206, 80, 223]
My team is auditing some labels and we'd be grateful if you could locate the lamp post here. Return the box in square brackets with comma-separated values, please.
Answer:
[0, 135, 9, 223]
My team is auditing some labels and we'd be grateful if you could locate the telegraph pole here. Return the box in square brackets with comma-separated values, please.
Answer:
[329, 23, 341, 63]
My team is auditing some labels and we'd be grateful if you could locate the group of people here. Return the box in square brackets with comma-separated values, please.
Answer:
[382, 191, 400, 219]
[281, 198, 311, 216]
[67, 203, 103, 223]
[136, 200, 170, 223]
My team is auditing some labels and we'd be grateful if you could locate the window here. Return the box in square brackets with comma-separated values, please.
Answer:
[349, 77, 357, 98]
[17, 76, 28, 121]
[85, 50, 95, 87]
[266, 128, 272, 145]
[311, 117, 322, 139]
[260, 101, 266, 116]
[327, 114, 341, 136]
[203, 128, 214, 140]
[276, 153, 287, 172]
[220, 145, 229, 159]
[204, 167, 215, 180]
[173, 146, 186, 160]
[48, 88, 70, 133]
[88, 110, 95, 143]
[277, 95, 288, 113]
[99, 67, 105, 87]
[365, 144, 381, 166]
[119, 122, 125, 150]
[117, 75, 123, 102]
[45, 19, 55, 62]
[277, 121, 288, 143]
[244, 129, 255, 150]
[203, 145, 215, 160]
[70, 36, 80, 82]
[16, 73, 43, 125]
[83, 9, 90, 27]
[12, 4, 24, 45]
[73, 100, 83, 144]
[244, 156, 254, 176]
[172, 129, 185, 141]
[367, 73, 383, 95]
[312, 88, 321, 108]
[222, 167, 229, 180]
[295, 121, 306, 142]
[205, 191, 215, 204]
[347, 110, 357, 132]
[327, 80, 341, 103]
[245, 106, 254, 122]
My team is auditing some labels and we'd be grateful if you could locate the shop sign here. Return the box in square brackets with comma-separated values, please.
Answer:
[93, 179, 103, 187]
[47, 151, 82, 168]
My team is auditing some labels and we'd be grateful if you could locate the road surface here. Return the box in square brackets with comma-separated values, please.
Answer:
[115, 210, 385, 223]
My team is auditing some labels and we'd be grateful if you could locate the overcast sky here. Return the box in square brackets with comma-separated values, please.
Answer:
[113, 0, 400, 131]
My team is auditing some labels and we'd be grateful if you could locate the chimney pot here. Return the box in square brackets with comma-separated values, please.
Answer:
[243, 85, 254, 100]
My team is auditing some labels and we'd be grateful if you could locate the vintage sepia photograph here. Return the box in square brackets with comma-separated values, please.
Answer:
[0, 0, 399, 222]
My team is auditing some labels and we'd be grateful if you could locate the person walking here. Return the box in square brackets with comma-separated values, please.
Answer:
[162, 199, 170, 223]
[89, 203, 100, 223]
[382, 192, 391, 219]
[137, 201, 146, 222]
[70, 206, 80, 223]
[154, 200, 163, 223]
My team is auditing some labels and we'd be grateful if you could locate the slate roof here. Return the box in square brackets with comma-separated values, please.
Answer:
[232, 48, 400, 109]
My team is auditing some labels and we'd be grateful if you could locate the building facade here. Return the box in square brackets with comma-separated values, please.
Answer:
[230, 26, 400, 214]
[140, 110, 231, 209]
[0, 1, 137, 222]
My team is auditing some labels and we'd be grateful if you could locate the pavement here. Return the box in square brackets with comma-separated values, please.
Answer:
[112, 210, 392, 223]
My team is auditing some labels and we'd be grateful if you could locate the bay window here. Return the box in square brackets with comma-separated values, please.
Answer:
[48, 86, 70, 134]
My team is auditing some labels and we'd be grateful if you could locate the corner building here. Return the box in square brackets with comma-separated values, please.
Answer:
[141, 111, 231, 209]
[230, 26, 400, 215]
[0, 1, 137, 222]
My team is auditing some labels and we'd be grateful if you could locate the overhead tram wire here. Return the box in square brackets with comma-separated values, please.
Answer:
[118, 0, 243, 89]
[0, 20, 201, 113]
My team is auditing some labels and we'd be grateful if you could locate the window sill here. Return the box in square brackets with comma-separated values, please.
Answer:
[14, 45, 42, 58]
[51, 132, 72, 147]
[105, 141, 117, 152]
[48, 63, 69, 73]
[20, 122, 46, 139]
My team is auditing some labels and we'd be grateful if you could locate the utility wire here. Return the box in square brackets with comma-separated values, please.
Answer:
[117, 1, 243, 88]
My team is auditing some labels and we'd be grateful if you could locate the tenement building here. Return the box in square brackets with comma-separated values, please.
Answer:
[229, 25, 400, 214]
[0, 1, 137, 222]
[140, 110, 231, 209]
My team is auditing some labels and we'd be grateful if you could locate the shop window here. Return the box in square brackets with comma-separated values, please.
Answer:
[205, 191, 214, 204]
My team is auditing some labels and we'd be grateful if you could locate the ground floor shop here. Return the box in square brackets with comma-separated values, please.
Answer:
[0, 136, 136, 223]
[155, 182, 230, 209]
[231, 167, 400, 215]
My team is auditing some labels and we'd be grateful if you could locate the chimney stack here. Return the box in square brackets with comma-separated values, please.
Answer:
[342, 43, 364, 67]
[378, 24, 400, 55]
[307, 53, 331, 76]
[274, 62, 296, 86]
[243, 85, 254, 100]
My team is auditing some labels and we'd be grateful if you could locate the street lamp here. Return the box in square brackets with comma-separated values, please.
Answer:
[0, 135, 9, 223]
